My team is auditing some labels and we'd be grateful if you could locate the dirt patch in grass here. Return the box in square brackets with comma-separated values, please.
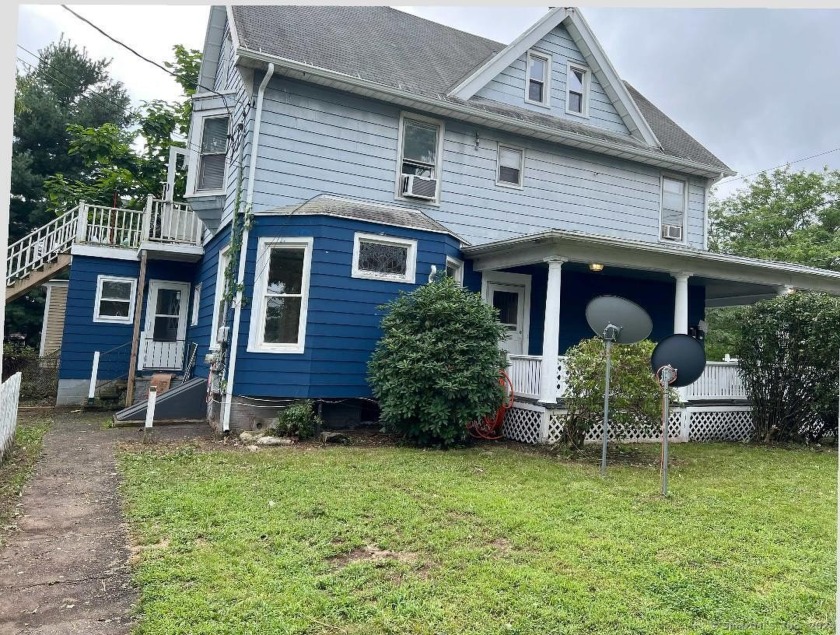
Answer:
[0, 415, 50, 543]
[329, 544, 419, 567]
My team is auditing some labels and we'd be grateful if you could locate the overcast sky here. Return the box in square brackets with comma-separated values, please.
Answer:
[15, 4, 840, 200]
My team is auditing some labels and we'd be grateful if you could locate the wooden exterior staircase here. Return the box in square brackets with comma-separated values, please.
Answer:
[6, 197, 204, 301]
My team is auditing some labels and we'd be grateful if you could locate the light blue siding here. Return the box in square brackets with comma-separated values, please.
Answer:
[474, 25, 630, 136]
[249, 77, 707, 248]
[231, 214, 461, 399]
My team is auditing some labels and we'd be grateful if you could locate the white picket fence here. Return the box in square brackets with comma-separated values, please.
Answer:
[0, 373, 22, 463]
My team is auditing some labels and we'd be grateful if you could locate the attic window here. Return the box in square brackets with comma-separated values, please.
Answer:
[526, 52, 550, 106]
[197, 115, 229, 192]
[566, 63, 589, 117]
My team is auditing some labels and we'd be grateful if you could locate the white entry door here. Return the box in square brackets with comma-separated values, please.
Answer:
[142, 280, 190, 370]
[483, 273, 531, 356]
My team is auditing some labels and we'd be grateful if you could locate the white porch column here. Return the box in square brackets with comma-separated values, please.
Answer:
[672, 272, 691, 334]
[539, 258, 566, 404]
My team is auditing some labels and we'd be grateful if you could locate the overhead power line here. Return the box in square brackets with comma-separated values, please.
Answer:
[717, 146, 840, 187]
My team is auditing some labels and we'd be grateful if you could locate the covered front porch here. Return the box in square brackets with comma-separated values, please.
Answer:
[463, 229, 840, 443]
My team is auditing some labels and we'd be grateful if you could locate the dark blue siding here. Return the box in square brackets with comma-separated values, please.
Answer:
[232, 215, 461, 399]
[185, 225, 232, 378]
[60, 255, 197, 380]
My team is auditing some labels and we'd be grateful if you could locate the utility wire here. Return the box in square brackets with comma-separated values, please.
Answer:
[60, 4, 234, 118]
[717, 146, 840, 187]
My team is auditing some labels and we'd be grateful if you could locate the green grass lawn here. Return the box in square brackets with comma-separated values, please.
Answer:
[0, 415, 50, 545]
[118, 440, 836, 635]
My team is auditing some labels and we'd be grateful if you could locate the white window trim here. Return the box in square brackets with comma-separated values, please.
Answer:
[495, 143, 525, 189]
[186, 107, 230, 197]
[352, 233, 418, 284]
[394, 111, 445, 205]
[93, 275, 137, 324]
[525, 51, 552, 108]
[445, 256, 464, 285]
[209, 245, 231, 350]
[565, 61, 590, 119]
[190, 283, 202, 327]
[247, 237, 314, 354]
[659, 173, 689, 245]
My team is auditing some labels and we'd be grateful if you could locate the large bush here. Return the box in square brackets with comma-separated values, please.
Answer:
[368, 276, 507, 448]
[735, 292, 840, 443]
[561, 337, 667, 450]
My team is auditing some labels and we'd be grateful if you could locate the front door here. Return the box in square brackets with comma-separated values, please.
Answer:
[142, 280, 190, 370]
[484, 274, 530, 356]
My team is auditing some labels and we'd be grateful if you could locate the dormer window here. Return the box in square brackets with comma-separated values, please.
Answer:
[197, 115, 229, 191]
[526, 52, 551, 106]
[566, 63, 589, 117]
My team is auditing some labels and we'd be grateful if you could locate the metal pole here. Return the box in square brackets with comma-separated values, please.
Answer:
[660, 366, 674, 497]
[601, 338, 612, 476]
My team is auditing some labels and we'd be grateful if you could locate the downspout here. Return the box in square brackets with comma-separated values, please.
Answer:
[221, 62, 274, 433]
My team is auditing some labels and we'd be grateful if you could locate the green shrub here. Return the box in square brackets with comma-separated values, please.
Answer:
[273, 400, 322, 440]
[735, 292, 840, 443]
[368, 275, 507, 448]
[561, 337, 667, 450]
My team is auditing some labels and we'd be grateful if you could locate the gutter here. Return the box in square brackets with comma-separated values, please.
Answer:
[221, 62, 275, 433]
[235, 46, 735, 179]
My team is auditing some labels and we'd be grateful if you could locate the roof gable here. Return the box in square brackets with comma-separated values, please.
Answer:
[472, 22, 632, 137]
[449, 8, 660, 147]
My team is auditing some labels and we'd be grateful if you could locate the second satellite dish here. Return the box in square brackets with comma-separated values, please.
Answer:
[650, 334, 706, 387]
[585, 295, 653, 344]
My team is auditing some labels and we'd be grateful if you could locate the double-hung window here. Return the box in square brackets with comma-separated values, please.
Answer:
[94, 276, 136, 324]
[352, 233, 417, 283]
[397, 114, 443, 202]
[196, 115, 229, 192]
[566, 63, 590, 117]
[497, 145, 524, 188]
[526, 51, 550, 106]
[661, 176, 687, 242]
[249, 238, 313, 353]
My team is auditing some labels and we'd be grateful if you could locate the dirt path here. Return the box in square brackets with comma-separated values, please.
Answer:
[0, 413, 213, 634]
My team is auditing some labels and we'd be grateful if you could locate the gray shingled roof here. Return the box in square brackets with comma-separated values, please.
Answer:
[263, 195, 457, 237]
[230, 5, 731, 174]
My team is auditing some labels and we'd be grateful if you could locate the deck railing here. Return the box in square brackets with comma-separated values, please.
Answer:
[82, 203, 144, 248]
[146, 198, 203, 246]
[507, 355, 745, 403]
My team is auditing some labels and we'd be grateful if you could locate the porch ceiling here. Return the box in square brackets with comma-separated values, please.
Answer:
[463, 230, 840, 307]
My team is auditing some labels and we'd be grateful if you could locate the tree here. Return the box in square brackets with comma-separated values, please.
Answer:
[734, 293, 840, 443]
[368, 276, 507, 448]
[705, 168, 840, 360]
[12, 39, 131, 241]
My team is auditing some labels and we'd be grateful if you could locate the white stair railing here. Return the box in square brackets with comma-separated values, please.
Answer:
[6, 207, 79, 286]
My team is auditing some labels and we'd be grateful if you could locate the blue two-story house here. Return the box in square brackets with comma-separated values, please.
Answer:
[14, 6, 840, 441]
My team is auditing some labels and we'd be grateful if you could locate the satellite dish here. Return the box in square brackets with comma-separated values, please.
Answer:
[650, 334, 706, 387]
[585, 296, 652, 344]
[584, 295, 653, 476]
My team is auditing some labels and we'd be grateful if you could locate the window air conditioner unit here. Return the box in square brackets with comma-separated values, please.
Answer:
[402, 174, 437, 200]
[661, 224, 683, 241]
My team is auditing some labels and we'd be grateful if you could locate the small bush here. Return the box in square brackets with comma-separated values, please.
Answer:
[561, 337, 668, 450]
[273, 400, 322, 440]
[368, 275, 507, 448]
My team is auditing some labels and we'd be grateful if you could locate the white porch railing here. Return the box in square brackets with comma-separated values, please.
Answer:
[508, 355, 746, 403]
[683, 361, 747, 401]
[81, 202, 144, 248]
[145, 198, 203, 246]
[0, 373, 22, 463]
[508, 355, 541, 399]
[7, 207, 78, 282]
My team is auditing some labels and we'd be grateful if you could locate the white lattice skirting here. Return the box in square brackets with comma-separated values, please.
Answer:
[505, 403, 754, 445]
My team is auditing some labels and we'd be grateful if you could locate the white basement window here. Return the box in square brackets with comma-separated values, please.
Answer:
[197, 115, 229, 192]
[249, 237, 313, 354]
[526, 51, 551, 106]
[352, 233, 417, 283]
[661, 176, 687, 242]
[497, 145, 524, 188]
[566, 63, 589, 117]
[94, 275, 136, 324]
[397, 114, 443, 202]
